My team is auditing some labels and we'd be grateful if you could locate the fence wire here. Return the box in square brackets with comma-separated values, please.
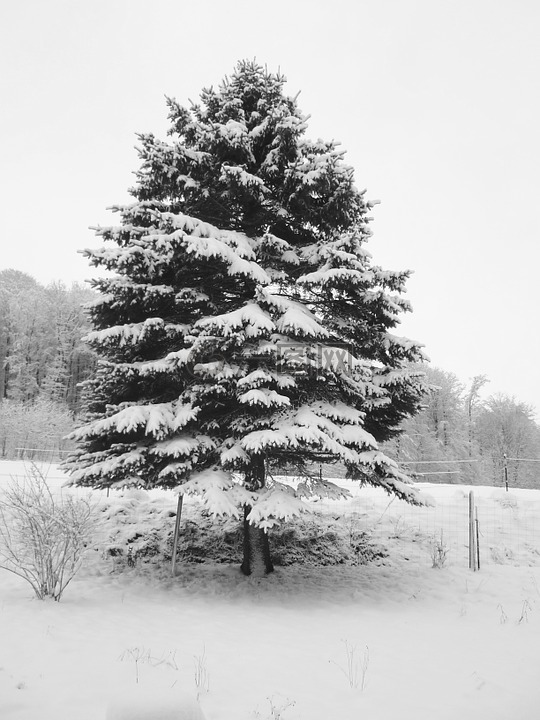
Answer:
[2, 456, 540, 569]
[318, 480, 540, 569]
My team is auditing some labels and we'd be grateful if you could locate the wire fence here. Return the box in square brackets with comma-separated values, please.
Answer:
[2, 453, 540, 569]
[14, 447, 72, 461]
[319, 480, 540, 569]
[396, 455, 540, 490]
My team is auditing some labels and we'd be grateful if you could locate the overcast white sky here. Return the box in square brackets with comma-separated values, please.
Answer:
[1, 0, 539, 411]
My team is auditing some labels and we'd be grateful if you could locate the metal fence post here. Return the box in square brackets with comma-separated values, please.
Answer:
[469, 490, 478, 570]
[171, 494, 184, 576]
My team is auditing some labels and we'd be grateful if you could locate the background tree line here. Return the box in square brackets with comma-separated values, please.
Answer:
[1, 268, 539, 488]
[0, 269, 96, 459]
[383, 366, 540, 488]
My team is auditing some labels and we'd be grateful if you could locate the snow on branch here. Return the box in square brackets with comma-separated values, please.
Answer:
[297, 267, 373, 288]
[246, 483, 309, 530]
[131, 348, 192, 376]
[295, 476, 351, 501]
[220, 165, 270, 196]
[180, 468, 255, 519]
[238, 388, 291, 408]
[240, 409, 373, 464]
[275, 302, 329, 338]
[150, 435, 216, 459]
[194, 302, 275, 338]
[67, 448, 146, 485]
[83, 319, 190, 347]
[350, 451, 431, 507]
[69, 402, 200, 442]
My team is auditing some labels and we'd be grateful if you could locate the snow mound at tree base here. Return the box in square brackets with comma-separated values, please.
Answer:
[106, 686, 205, 720]
[95, 493, 387, 571]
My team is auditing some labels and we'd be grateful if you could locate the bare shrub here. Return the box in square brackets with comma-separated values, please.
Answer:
[119, 647, 178, 684]
[193, 647, 210, 698]
[331, 640, 370, 691]
[253, 696, 296, 719]
[428, 530, 449, 568]
[0, 465, 94, 600]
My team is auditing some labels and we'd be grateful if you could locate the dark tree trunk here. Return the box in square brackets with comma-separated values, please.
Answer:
[240, 505, 274, 576]
[240, 454, 274, 576]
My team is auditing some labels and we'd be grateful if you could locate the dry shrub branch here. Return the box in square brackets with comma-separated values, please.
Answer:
[0, 465, 94, 600]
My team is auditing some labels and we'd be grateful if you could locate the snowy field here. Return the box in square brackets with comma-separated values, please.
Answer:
[1, 460, 540, 720]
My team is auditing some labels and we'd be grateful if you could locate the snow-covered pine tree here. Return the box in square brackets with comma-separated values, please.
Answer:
[65, 61, 427, 575]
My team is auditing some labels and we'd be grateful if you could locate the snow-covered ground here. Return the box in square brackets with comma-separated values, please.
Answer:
[1, 460, 539, 719]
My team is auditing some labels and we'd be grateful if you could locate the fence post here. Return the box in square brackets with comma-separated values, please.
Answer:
[468, 491, 478, 570]
[503, 453, 509, 491]
[171, 494, 184, 577]
[475, 507, 480, 570]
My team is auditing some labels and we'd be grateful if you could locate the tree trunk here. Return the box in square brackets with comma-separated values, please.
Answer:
[240, 505, 274, 577]
[240, 454, 274, 576]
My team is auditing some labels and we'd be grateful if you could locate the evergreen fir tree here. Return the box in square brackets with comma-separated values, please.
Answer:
[65, 61, 427, 575]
